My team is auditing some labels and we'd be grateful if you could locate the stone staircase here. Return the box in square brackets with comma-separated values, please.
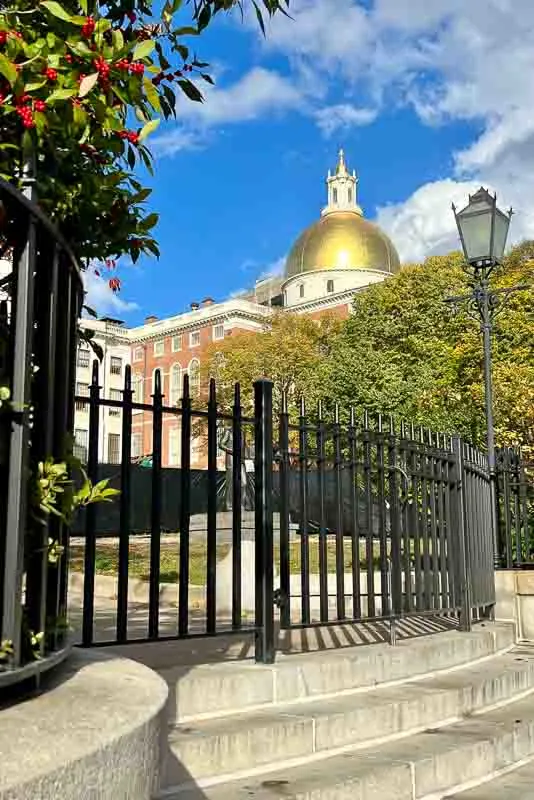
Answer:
[152, 623, 534, 799]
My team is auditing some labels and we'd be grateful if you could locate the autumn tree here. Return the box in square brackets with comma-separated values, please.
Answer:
[325, 243, 534, 454]
[203, 311, 343, 417]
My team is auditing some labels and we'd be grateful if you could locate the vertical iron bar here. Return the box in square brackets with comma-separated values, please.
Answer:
[206, 378, 218, 634]
[316, 402, 328, 623]
[2, 177, 37, 665]
[436, 435, 449, 610]
[148, 368, 162, 639]
[278, 391, 291, 629]
[400, 425, 413, 613]
[502, 450, 513, 566]
[451, 436, 471, 631]
[412, 428, 425, 610]
[348, 408, 361, 619]
[333, 404, 345, 620]
[82, 360, 101, 646]
[363, 412, 375, 618]
[376, 415, 389, 617]
[512, 453, 522, 564]
[299, 398, 310, 625]
[388, 417, 403, 618]
[231, 383, 243, 629]
[254, 379, 275, 664]
[117, 365, 133, 642]
[178, 374, 191, 636]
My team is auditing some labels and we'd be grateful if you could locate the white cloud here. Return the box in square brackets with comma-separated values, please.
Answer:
[83, 270, 139, 316]
[154, 67, 302, 155]
[314, 104, 377, 136]
[257, 0, 534, 259]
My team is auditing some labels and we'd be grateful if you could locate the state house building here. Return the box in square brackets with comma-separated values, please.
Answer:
[74, 151, 401, 467]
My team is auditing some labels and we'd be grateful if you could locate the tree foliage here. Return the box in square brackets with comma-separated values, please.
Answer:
[203, 311, 342, 416]
[324, 243, 534, 453]
[0, 0, 290, 269]
[204, 244, 534, 455]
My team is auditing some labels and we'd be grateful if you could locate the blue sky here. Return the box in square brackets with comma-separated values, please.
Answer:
[86, 0, 534, 324]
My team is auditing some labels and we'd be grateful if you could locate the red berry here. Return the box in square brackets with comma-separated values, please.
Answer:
[0, 32, 7, 45]
[34, 99, 46, 112]
[109, 277, 121, 292]
[81, 16, 95, 38]
[118, 130, 128, 139]
[44, 67, 58, 81]
[128, 12, 136, 23]
[65, 54, 73, 63]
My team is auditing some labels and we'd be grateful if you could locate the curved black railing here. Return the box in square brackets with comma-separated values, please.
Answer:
[0, 174, 83, 688]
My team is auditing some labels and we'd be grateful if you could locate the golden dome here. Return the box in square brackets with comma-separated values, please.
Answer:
[285, 211, 401, 278]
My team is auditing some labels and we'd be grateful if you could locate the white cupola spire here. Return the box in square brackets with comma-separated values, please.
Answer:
[322, 149, 362, 216]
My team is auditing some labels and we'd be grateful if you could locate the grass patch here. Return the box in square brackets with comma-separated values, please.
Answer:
[69, 537, 387, 585]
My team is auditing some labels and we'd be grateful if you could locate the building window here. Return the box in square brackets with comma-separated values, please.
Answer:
[132, 373, 143, 405]
[154, 339, 164, 357]
[189, 330, 200, 347]
[299, 284, 304, 299]
[110, 356, 122, 376]
[74, 428, 88, 463]
[170, 363, 182, 405]
[108, 433, 121, 464]
[333, 188, 338, 204]
[171, 334, 182, 352]
[134, 346, 143, 362]
[77, 348, 90, 369]
[132, 433, 142, 459]
[212, 324, 224, 341]
[109, 388, 122, 417]
[327, 279, 334, 293]
[348, 188, 352, 204]
[75, 382, 89, 412]
[188, 358, 200, 398]
[169, 427, 181, 466]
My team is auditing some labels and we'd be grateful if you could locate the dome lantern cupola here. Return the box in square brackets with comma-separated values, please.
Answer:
[323, 149, 362, 217]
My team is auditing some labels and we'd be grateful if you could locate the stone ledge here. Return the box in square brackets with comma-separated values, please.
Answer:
[0, 649, 169, 800]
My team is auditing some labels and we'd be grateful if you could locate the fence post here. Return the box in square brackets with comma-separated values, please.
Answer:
[451, 436, 471, 632]
[254, 379, 275, 664]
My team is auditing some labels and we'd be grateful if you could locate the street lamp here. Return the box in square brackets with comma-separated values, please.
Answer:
[448, 188, 525, 566]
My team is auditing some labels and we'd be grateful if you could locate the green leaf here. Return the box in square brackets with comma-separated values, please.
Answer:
[141, 212, 159, 231]
[24, 79, 47, 92]
[178, 78, 203, 102]
[79, 72, 99, 98]
[112, 29, 124, 51]
[139, 118, 160, 142]
[47, 88, 77, 102]
[0, 54, 17, 85]
[197, 4, 211, 31]
[46, 32, 56, 48]
[133, 40, 156, 61]
[40, 1, 73, 23]
[131, 188, 152, 203]
[127, 145, 136, 169]
[143, 76, 161, 112]
[200, 73, 214, 85]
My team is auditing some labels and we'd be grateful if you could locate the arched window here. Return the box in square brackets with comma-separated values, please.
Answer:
[299, 283, 305, 299]
[333, 188, 338, 204]
[170, 363, 182, 406]
[188, 358, 200, 398]
[348, 188, 352, 204]
[327, 279, 334, 293]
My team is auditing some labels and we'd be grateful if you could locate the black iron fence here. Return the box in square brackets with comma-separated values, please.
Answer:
[74, 365, 495, 663]
[497, 449, 534, 568]
[0, 175, 83, 687]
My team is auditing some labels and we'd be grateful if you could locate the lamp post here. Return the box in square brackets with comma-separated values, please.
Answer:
[446, 188, 528, 566]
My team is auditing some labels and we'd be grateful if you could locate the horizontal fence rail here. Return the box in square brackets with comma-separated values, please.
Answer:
[72, 368, 496, 662]
[0, 174, 83, 688]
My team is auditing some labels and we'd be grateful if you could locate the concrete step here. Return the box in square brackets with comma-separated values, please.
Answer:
[160, 624, 514, 723]
[162, 644, 534, 789]
[444, 757, 534, 799]
[163, 688, 534, 800]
